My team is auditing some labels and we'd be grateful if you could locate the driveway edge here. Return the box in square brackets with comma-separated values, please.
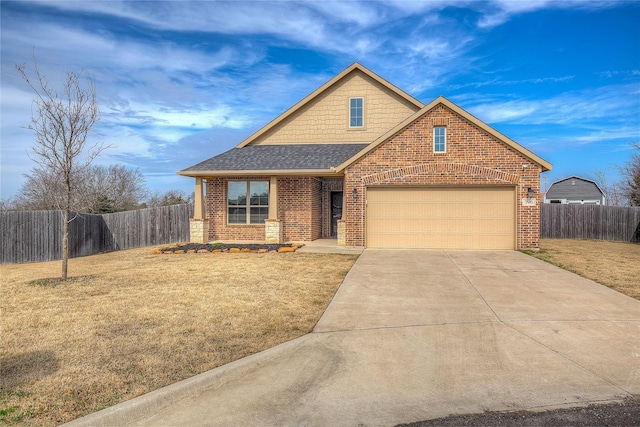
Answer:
[61, 334, 314, 427]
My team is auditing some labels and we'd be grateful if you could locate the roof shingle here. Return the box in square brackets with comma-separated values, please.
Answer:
[180, 144, 368, 173]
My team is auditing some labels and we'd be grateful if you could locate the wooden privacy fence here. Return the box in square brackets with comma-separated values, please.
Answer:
[1, 204, 193, 264]
[541, 204, 640, 242]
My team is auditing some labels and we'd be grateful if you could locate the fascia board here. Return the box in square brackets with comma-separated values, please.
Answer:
[176, 169, 343, 177]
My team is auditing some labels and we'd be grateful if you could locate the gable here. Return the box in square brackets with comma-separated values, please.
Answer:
[245, 68, 421, 146]
[336, 96, 552, 172]
[546, 177, 604, 200]
[345, 103, 544, 177]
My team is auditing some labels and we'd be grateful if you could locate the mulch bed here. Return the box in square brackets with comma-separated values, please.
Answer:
[152, 243, 297, 254]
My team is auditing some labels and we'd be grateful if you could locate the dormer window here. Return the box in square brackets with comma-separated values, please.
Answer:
[349, 97, 363, 128]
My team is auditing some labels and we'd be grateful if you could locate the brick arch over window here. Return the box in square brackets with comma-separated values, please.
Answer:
[361, 163, 521, 186]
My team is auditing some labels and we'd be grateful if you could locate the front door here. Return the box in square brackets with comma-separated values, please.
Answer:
[331, 192, 343, 237]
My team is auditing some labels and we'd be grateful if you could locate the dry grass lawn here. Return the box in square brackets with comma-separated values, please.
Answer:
[0, 248, 358, 426]
[527, 239, 640, 300]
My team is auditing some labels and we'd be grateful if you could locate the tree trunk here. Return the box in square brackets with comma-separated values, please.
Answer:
[62, 208, 69, 280]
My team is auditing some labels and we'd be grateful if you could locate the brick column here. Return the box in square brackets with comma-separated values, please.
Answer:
[190, 218, 209, 243]
[264, 219, 283, 244]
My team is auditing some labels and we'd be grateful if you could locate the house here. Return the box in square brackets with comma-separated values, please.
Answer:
[544, 176, 606, 205]
[178, 63, 552, 250]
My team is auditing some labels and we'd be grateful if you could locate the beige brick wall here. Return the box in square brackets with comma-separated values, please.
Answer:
[250, 70, 419, 145]
[344, 104, 543, 249]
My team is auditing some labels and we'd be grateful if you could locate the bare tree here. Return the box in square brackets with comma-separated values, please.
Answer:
[589, 169, 627, 207]
[17, 55, 107, 279]
[146, 189, 194, 208]
[621, 143, 640, 206]
[81, 165, 148, 213]
[14, 164, 147, 213]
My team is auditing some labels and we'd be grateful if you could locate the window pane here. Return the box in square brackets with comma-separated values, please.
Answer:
[350, 97, 363, 127]
[228, 207, 246, 224]
[434, 126, 446, 152]
[228, 181, 246, 205]
[250, 207, 268, 224]
[250, 181, 269, 206]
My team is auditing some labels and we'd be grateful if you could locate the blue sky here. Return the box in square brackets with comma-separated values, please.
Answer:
[1, 0, 639, 199]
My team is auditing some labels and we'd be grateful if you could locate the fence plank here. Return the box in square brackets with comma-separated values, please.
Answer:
[1, 204, 192, 264]
[541, 204, 640, 242]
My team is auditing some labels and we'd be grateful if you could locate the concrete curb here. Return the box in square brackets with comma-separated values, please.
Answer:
[62, 334, 313, 427]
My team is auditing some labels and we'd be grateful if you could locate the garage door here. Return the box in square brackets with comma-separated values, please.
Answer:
[366, 187, 515, 249]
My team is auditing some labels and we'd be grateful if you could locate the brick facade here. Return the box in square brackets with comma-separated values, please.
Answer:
[202, 104, 543, 249]
[205, 176, 329, 242]
[278, 177, 323, 241]
[205, 176, 268, 241]
[193, 65, 548, 250]
[343, 104, 542, 249]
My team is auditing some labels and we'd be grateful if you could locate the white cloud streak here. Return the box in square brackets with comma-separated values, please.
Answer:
[2, 0, 635, 199]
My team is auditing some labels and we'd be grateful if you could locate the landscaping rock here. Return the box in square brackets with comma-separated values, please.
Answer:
[155, 242, 296, 254]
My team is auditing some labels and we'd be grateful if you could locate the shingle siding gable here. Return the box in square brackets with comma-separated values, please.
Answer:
[249, 70, 420, 145]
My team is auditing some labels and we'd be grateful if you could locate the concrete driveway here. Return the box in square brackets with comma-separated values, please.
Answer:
[66, 249, 640, 427]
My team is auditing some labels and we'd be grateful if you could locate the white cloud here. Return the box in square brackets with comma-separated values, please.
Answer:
[465, 83, 639, 125]
[2, 0, 635, 199]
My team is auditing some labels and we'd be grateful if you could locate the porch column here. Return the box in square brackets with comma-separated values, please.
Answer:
[194, 177, 204, 220]
[190, 177, 209, 243]
[265, 176, 283, 243]
[268, 176, 278, 219]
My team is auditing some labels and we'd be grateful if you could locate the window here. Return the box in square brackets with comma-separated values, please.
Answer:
[228, 181, 269, 224]
[349, 97, 363, 128]
[434, 126, 446, 153]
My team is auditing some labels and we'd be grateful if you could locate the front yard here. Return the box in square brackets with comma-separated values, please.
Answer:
[0, 249, 358, 426]
[527, 239, 640, 300]
[2, 238, 638, 426]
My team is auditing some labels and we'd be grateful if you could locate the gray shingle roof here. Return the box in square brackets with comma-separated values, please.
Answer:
[181, 144, 368, 172]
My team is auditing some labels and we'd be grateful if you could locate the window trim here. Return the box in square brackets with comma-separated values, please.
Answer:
[227, 180, 269, 225]
[433, 126, 447, 153]
[349, 97, 364, 129]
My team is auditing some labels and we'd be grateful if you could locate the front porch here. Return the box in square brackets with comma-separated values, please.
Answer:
[189, 176, 348, 245]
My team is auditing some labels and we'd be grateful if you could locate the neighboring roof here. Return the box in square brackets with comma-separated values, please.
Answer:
[178, 144, 368, 177]
[333, 96, 553, 172]
[235, 62, 425, 148]
[547, 176, 605, 194]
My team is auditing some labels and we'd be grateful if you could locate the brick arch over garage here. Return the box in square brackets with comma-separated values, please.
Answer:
[361, 163, 521, 186]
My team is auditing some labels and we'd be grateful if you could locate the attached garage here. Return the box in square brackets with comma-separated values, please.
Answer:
[365, 187, 515, 249]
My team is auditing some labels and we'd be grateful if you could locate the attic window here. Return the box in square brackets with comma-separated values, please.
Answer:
[349, 97, 363, 128]
[434, 126, 446, 153]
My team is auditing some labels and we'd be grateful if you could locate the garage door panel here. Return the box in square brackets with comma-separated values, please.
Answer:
[366, 187, 515, 249]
